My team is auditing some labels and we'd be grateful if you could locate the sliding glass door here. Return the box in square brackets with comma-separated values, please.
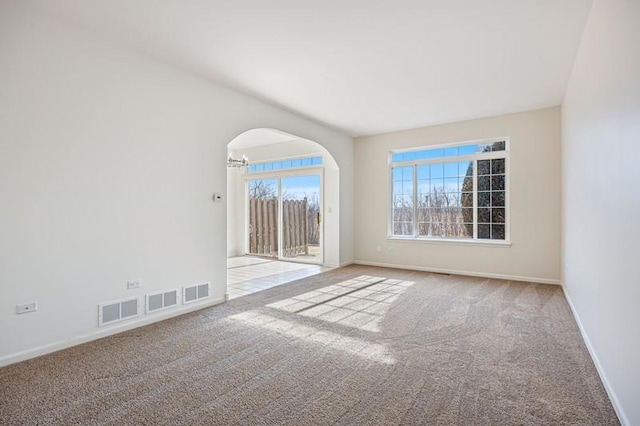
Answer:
[246, 173, 322, 264]
[247, 178, 279, 258]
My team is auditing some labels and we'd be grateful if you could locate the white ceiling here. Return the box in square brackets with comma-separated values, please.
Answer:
[26, 0, 593, 137]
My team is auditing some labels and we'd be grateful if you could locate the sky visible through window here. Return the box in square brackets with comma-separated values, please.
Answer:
[391, 142, 505, 163]
[249, 175, 320, 200]
[248, 156, 322, 173]
[248, 156, 322, 200]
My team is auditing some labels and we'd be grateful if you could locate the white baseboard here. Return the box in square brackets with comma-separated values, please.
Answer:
[561, 285, 628, 426]
[0, 297, 225, 368]
[352, 260, 561, 285]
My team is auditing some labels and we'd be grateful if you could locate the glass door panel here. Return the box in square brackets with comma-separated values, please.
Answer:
[281, 175, 322, 263]
[247, 178, 278, 257]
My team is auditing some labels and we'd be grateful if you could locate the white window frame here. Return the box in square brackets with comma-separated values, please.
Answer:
[243, 165, 325, 264]
[388, 138, 511, 246]
[246, 154, 323, 174]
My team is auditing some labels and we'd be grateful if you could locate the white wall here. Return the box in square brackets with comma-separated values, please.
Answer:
[0, 2, 353, 365]
[562, 0, 640, 424]
[354, 107, 561, 283]
[227, 139, 342, 267]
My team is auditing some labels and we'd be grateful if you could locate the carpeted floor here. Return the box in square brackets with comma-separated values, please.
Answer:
[0, 265, 619, 425]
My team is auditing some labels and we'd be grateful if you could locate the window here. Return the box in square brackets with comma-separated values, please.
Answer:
[247, 156, 322, 174]
[390, 140, 508, 242]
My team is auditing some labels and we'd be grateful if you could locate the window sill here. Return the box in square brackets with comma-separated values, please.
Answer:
[387, 236, 512, 247]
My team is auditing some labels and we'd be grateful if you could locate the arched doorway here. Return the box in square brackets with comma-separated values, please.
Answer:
[227, 128, 340, 266]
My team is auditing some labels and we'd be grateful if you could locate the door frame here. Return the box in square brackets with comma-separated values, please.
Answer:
[244, 167, 324, 265]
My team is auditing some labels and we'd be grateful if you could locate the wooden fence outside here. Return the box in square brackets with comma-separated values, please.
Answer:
[249, 197, 308, 257]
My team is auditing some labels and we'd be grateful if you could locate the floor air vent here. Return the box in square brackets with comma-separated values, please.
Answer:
[146, 289, 179, 313]
[98, 297, 140, 326]
[183, 282, 210, 304]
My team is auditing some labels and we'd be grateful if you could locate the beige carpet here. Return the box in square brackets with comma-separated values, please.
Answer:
[0, 265, 618, 425]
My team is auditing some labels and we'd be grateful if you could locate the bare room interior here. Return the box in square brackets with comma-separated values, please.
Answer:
[1, 0, 638, 425]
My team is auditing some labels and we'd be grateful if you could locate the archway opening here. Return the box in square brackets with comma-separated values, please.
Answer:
[225, 128, 340, 297]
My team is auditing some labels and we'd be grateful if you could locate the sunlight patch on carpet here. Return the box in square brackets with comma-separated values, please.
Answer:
[228, 311, 396, 365]
[266, 276, 415, 332]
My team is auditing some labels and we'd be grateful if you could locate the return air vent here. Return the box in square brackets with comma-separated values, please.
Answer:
[183, 282, 210, 304]
[98, 297, 140, 326]
[146, 289, 179, 313]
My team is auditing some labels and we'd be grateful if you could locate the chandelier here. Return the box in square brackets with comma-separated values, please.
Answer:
[227, 153, 249, 168]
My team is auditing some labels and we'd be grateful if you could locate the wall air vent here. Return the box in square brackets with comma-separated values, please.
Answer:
[146, 289, 179, 313]
[98, 297, 140, 326]
[183, 282, 210, 304]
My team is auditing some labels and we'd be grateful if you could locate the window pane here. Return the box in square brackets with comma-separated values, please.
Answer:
[478, 224, 491, 239]
[417, 222, 429, 235]
[491, 224, 505, 240]
[491, 192, 505, 207]
[392, 143, 504, 164]
[492, 141, 506, 151]
[491, 175, 505, 191]
[247, 156, 322, 173]
[478, 192, 491, 207]
[444, 162, 459, 177]
[478, 176, 491, 191]
[478, 143, 493, 153]
[477, 160, 490, 175]
[414, 150, 430, 160]
[402, 167, 413, 181]
[397, 181, 412, 195]
[417, 165, 429, 180]
[444, 147, 459, 157]
[427, 149, 445, 158]
[491, 159, 505, 174]
[416, 169, 471, 238]
[461, 161, 473, 178]
[459, 144, 478, 155]
[430, 164, 444, 180]
[461, 176, 473, 193]
[430, 178, 444, 193]
[478, 208, 491, 223]
[249, 179, 278, 200]
[461, 192, 473, 209]
[444, 178, 459, 192]
[492, 208, 505, 223]
[392, 166, 413, 236]
[461, 208, 473, 224]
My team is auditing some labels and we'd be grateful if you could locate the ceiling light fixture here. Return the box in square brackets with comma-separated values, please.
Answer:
[227, 153, 249, 169]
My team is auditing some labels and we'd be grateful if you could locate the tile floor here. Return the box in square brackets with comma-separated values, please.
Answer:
[227, 256, 330, 299]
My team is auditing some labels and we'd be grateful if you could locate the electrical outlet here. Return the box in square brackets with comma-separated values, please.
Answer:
[17, 302, 37, 314]
[127, 280, 142, 289]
